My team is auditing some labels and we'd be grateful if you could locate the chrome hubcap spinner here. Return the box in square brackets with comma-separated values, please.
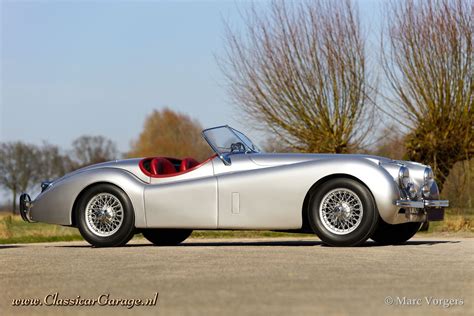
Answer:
[319, 188, 363, 235]
[85, 193, 124, 237]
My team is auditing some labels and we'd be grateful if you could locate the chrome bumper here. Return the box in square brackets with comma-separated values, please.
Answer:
[19, 193, 36, 223]
[394, 199, 448, 222]
[395, 200, 449, 208]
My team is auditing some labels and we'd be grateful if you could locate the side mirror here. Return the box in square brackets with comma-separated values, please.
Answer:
[219, 154, 231, 166]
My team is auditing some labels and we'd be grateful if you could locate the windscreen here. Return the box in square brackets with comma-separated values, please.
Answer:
[202, 126, 260, 157]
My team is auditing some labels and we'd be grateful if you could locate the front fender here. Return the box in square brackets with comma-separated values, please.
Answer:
[30, 168, 147, 227]
[300, 157, 401, 224]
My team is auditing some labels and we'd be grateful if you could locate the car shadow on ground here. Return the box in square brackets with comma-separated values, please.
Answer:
[181, 240, 323, 247]
[0, 245, 22, 250]
[49, 240, 322, 248]
[358, 240, 460, 247]
[51, 239, 460, 248]
[179, 240, 460, 247]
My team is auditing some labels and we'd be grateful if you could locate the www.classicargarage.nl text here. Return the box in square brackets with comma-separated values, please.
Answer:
[11, 292, 159, 309]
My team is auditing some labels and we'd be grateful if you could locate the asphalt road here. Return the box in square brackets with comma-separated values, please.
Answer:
[0, 236, 472, 316]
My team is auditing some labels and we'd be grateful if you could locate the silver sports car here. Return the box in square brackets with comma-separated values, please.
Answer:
[20, 125, 448, 247]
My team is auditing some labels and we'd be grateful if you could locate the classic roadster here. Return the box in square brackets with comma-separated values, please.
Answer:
[20, 125, 448, 247]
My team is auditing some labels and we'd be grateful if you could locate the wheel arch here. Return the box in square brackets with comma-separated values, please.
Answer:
[71, 181, 128, 227]
[301, 174, 377, 231]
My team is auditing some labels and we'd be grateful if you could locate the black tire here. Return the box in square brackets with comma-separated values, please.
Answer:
[142, 229, 193, 246]
[76, 184, 135, 247]
[308, 178, 379, 247]
[371, 219, 422, 245]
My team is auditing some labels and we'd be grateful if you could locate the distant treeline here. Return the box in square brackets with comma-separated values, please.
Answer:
[0, 136, 118, 212]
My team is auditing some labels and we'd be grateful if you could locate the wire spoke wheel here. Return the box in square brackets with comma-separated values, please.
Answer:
[319, 188, 364, 235]
[85, 193, 124, 237]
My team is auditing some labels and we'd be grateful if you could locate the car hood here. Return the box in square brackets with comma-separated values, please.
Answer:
[249, 153, 392, 167]
[248, 153, 428, 186]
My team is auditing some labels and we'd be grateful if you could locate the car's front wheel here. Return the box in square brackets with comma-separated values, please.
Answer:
[76, 184, 135, 247]
[308, 178, 379, 247]
[142, 229, 193, 246]
[370, 220, 422, 245]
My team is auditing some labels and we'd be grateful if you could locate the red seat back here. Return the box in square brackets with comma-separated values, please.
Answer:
[150, 158, 176, 175]
[180, 158, 200, 171]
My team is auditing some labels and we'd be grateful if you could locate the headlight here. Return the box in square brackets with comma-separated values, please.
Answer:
[422, 167, 434, 198]
[422, 184, 431, 198]
[398, 166, 410, 188]
[423, 167, 434, 183]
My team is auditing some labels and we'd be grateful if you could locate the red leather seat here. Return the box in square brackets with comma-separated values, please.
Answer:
[180, 158, 200, 172]
[150, 158, 176, 175]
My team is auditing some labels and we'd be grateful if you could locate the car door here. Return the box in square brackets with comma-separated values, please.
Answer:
[213, 154, 302, 230]
[143, 159, 218, 228]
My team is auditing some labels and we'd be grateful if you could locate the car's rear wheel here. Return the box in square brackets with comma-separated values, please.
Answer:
[76, 184, 135, 247]
[142, 229, 193, 246]
[371, 220, 422, 245]
[308, 178, 379, 247]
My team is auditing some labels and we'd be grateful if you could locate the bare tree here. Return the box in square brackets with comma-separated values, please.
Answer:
[261, 136, 297, 153]
[0, 142, 73, 213]
[372, 125, 406, 160]
[128, 108, 212, 161]
[382, 0, 473, 189]
[220, 0, 374, 153]
[442, 159, 473, 209]
[0, 142, 39, 213]
[71, 135, 119, 168]
[37, 142, 73, 180]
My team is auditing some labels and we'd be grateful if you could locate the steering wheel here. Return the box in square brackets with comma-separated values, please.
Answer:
[230, 142, 246, 153]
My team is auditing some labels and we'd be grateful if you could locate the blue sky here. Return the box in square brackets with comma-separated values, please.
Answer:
[1, 0, 382, 153]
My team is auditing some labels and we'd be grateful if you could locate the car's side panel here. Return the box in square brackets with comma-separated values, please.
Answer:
[143, 161, 217, 228]
[30, 168, 147, 227]
[216, 166, 304, 229]
[143, 175, 218, 228]
[214, 155, 400, 228]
